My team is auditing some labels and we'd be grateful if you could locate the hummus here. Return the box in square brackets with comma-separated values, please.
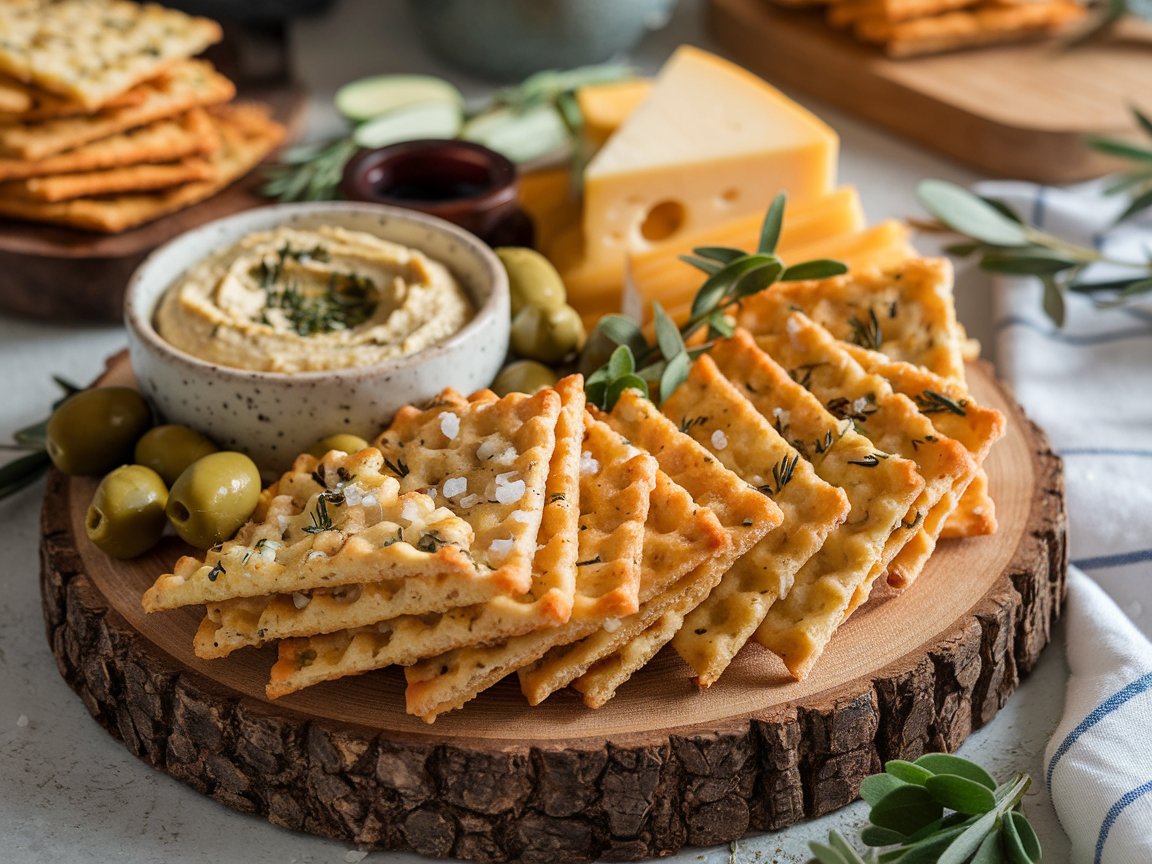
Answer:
[155, 225, 475, 373]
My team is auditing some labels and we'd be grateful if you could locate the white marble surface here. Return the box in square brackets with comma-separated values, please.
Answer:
[0, 0, 1070, 861]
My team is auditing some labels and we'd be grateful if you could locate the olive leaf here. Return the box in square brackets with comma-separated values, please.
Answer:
[1001, 811, 1042, 864]
[868, 785, 943, 835]
[917, 180, 1030, 246]
[659, 351, 690, 403]
[758, 193, 786, 254]
[1088, 106, 1152, 224]
[653, 302, 684, 361]
[971, 831, 1007, 864]
[693, 245, 747, 264]
[596, 314, 648, 356]
[781, 259, 849, 282]
[1, 375, 82, 501]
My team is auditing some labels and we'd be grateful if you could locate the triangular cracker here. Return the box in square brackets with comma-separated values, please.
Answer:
[709, 330, 924, 680]
[661, 355, 850, 687]
[754, 313, 977, 592]
[402, 414, 657, 723]
[737, 257, 967, 384]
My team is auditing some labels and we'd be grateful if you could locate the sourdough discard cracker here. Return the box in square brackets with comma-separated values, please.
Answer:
[0, 0, 222, 108]
[738, 258, 968, 383]
[0, 103, 283, 232]
[402, 414, 656, 722]
[754, 314, 977, 593]
[662, 356, 850, 688]
[0, 60, 233, 161]
[709, 330, 924, 680]
[7, 156, 215, 202]
[0, 109, 218, 181]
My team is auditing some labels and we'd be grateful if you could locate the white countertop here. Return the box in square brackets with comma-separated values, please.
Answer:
[0, 1, 1071, 861]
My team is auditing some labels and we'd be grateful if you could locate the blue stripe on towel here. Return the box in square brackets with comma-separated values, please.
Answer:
[1095, 779, 1152, 864]
[1047, 672, 1152, 791]
[1060, 448, 1152, 459]
[1031, 186, 1048, 229]
[1072, 549, 1152, 570]
[993, 316, 1152, 345]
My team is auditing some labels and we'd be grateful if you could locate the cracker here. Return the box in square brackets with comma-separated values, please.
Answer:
[261, 379, 588, 696]
[0, 59, 234, 161]
[0, 102, 283, 232]
[662, 355, 851, 687]
[856, 1, 1086, 57]
[402, 415, 657, 722]
[828, 0, 979, 26]
[737, 257, 968, 384]
[0, 108, 218, 181]
[842, 343, 1005, 538]
[754, 314, 977, 592]
[0, 0, 222, 107]
[0, 73, 149, 122]
[709, 330, 924, 680]
[515, 469, 730, 705]
[6, 156, 214, 202]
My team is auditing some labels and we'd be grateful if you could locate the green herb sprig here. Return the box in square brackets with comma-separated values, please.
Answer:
[1087, 106, 1152, 224]
[260, 137, 359, 203]
[0, 376, 81, 501]
[917, 179, 1152, 328]
[584, 195, 847, 411]
[808, 754, 1042, 864]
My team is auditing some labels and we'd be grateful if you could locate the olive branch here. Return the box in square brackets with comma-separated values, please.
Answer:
[0, 376, 82, 501]
[583, 194, 847, 411]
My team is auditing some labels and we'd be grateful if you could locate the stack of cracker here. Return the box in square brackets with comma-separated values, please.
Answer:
[142, 256, 1007, 723]
[0, 0, 285, 233]
[771, 0, 1087, 57]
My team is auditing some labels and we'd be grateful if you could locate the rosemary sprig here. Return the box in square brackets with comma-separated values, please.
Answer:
[259, 137, 358, 203]
[807, 754, 1041, 864]
[1087, 105, 1152, 224]
[0, 376, 82, 502]
[918, 179, 1152, 328]
[583, 195, 847, 411]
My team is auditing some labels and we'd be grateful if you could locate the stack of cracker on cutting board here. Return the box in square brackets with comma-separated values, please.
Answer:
[769, 0, 1087, 56]
[142, 254, 1007, 724]
[0, 0, 286, 233]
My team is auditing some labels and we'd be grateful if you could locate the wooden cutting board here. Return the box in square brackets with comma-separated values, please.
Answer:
[709, 0, 1152, 183]
[39, 355, 1065, 862]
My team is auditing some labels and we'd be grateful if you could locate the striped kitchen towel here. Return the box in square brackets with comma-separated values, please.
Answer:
[978, 179, 1152, 864]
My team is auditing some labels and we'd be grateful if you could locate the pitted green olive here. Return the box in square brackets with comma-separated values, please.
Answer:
[166, 451, 261, 550]
[133, 424, 219, 486]
[495, 246, 567, 316]
[307, 433, 371, 458]
[46, 387, 152, 476]
[510, 303, 586, 363]
[85, 465, 168, 559]
[490, 361, 559, 396]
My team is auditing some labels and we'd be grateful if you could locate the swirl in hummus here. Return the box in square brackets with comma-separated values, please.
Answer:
[154, 225, 475, 373]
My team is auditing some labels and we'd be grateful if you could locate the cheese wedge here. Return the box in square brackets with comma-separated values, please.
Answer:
[519, 166, 579, 253]
[576, 78, 652, 151]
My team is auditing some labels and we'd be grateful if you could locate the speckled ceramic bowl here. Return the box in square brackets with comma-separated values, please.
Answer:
[125, 201, 510, 471]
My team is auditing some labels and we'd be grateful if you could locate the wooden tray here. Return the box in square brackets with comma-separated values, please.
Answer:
[39, 355, 1065, 862]
[708, 0, 1152, 183]
[0, 84, 306, 324]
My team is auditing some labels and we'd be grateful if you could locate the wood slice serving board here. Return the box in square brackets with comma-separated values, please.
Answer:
[39, 355, 1066, 863]
[0, 84, 305, 324]
[708, 0, 1152, 184]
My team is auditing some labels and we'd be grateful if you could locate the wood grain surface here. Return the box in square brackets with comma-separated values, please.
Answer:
[708, 0, 1152, 183]
[39, 356, 1066, 862]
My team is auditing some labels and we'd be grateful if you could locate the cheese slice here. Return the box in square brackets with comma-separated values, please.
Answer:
[577, 79, 652, 151]
[580, 46, 838, 272]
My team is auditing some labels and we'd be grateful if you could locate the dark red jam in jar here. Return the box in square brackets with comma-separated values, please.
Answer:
[340, 139, 534, 247]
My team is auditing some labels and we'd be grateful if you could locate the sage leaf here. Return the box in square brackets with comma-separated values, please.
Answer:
[936, 809, 999, 864]
[679, 254, 723, 275]
[924, 775, 997, 814]
[758, 193, 786, 254]
[585, 380, 607, 410]
[898, 825, 972, 864]
[782, 259, 849, 281]
[869, 785, 943, 835]
[595, 314, 647, 352]
[653, 302, 685, 361]
[884, 760, 935, 785]
[914, 754, 997, 790]
[659, 351, 690, 403]
[607, 344, 635, 379]
[1001, 811, 1041, 864]
[917, 180, 1029, 246]
[808, 841, 851, 864]
[607, 374, 647, 408]
[1042, 277, 1066, 328]
[971, 830, 1006, 864]
[860, 773, 907, 806]
[692, 246, 746, 263]
[860, 826, 906, 847]
[829, 831, 870, 864]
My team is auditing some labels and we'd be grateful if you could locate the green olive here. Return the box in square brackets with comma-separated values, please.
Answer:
[166, 451, 261, 550]
[133, 424, 219, 486]
[490, 360, 559, 397]
[85, 465, 168, 559]
[307, 433, 371, 459]
[496, 246, 567, 317]
[510, 303, 586, 364]
[46, 387, 152, 476]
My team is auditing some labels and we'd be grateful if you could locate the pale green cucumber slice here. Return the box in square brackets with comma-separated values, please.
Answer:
[461, 104, 571, 165]
[335, 74, 462, 123]
[352, 101, 463, 149]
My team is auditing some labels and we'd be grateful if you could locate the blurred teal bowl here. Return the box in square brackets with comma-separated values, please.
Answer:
[406, 0, 679, 81]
